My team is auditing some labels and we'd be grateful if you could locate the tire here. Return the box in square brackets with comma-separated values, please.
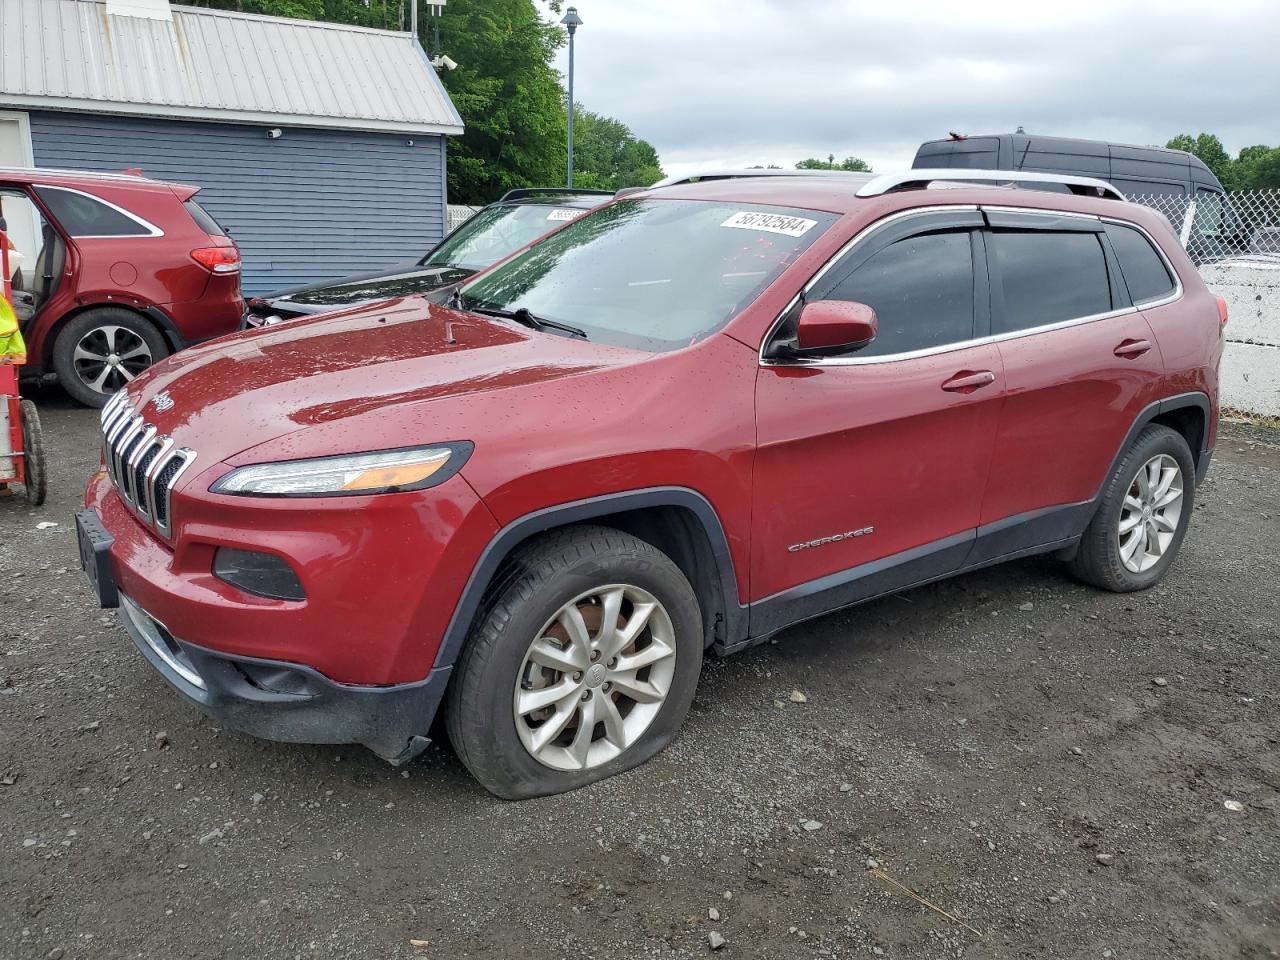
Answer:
[1070, 424, 1196, 592]
[445, 524, 704, 800]
[52, 309, 169, 409]
[19, 399, 46, 507]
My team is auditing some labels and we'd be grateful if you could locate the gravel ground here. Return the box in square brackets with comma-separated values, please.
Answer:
[1, 393, 1277, 960]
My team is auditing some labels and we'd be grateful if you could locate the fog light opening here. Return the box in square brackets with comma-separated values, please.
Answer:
[213, 548, 306, 602]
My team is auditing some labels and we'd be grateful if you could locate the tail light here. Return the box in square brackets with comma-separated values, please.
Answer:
[1216, 296, 1229, 329]
[191, 246, 241, 274]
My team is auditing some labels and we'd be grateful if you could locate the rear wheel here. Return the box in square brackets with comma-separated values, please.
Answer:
[1070, 424, 1196, 592]
[53, 309, 169, 408]
[18, 399, 46, 506]
[445, 525, 703, 799]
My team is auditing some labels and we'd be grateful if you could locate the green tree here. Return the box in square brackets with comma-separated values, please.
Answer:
[568, 107, 664, 191]
[1166, 133, 1233, 185]
[795, 155, 872, 172]
[1232, 145, 1280, 190]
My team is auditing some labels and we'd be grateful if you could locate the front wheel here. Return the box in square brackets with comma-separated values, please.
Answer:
[445, 525, 704, 799]
[52, 309, 170, 408]
[1070, 424, 1196, 592]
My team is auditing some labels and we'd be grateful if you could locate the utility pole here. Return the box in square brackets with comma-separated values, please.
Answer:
[561, 7, 583, 189]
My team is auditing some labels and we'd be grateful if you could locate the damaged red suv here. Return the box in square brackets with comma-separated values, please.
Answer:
[1, 168, 242, 407]
[78, 170, 1223, 799]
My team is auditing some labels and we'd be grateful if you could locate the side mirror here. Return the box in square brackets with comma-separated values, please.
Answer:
[792, 300, 878, 355]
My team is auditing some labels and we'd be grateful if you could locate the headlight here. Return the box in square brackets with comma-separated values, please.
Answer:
[211, 443, 472, 497]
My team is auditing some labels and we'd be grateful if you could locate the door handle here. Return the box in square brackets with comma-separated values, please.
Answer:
[941, 370, 997, 394]
[1114, 338, 1152, 359]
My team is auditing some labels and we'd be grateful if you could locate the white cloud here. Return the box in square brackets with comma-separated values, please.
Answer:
[548, 0, 1280, 175]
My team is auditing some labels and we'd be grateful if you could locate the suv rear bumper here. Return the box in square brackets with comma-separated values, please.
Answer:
[118, 591, 448, 763]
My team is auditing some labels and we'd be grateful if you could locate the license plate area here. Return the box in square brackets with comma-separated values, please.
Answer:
[76, 509, 119, 609]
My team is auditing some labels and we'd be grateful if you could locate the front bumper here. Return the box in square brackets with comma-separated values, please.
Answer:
[117, 590, 449, 763]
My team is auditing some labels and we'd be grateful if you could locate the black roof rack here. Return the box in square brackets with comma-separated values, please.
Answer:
[496, 187, 613, 203]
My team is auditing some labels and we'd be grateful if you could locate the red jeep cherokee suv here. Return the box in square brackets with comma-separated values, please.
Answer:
[78, 170, 1223, 799]
[1, 168, 242, 407]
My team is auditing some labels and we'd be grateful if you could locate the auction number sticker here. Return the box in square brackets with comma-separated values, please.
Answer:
[547, 208, 585, 222]
[721, 211, 817, 237]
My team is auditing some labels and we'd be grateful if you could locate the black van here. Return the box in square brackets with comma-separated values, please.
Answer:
[914, 133, 1238, 260]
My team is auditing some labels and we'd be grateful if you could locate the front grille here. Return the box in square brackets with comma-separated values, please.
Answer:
[100, 392, 197, 537]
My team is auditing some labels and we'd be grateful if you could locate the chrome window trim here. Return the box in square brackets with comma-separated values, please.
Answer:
[759, 204, 1184, 369]
[35, 184, 165, 239]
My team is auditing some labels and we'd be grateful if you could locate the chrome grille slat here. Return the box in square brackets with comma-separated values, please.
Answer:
[98, 402, 196, 538]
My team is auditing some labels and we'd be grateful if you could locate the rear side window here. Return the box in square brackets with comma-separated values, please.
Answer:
[33, 186, 156, 238]
[1104, 223, 1175, 304]
[820, 231, 975, 357]
[990, 230, 1111, 334]
[184, 199, 227, 238]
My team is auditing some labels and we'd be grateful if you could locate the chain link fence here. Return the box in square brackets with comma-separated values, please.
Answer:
[1128, 189, 1280, 266]
[447, 204, 480, 234]
[1127, 190, 1280, 417]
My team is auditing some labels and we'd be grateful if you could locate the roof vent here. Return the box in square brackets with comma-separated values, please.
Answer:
[105, 0, 172, 21]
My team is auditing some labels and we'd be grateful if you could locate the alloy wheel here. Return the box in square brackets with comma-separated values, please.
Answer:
[72, 325, 153, 396]
[1118, 453, 1184, 573]
[513, 584, 677, 771]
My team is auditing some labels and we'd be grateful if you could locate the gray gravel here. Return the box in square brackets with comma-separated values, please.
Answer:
[1, 391, 1278, 959]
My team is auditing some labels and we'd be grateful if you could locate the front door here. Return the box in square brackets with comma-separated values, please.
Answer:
[752, 211, 1004, 635]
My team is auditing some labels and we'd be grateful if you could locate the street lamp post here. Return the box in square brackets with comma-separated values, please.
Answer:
[561, 6, 583, 189]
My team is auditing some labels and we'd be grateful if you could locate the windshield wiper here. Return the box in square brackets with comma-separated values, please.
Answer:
[466, 304, 588, 340]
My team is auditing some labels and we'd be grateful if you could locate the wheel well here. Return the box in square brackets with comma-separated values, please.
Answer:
[40, 303, 168, 368]
[1151, 405, 1206, 465]
[499, 507, 730, 651]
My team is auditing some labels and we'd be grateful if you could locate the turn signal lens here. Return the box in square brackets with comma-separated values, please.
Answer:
[191, 246, 241, 274]
[1216, 296, 1229, 328]
[211, 443, 473, 498]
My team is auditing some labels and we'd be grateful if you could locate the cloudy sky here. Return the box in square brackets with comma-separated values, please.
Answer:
[546, 0, 1280, 177]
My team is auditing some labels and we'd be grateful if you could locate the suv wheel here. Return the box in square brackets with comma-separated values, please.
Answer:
[53, 309, 169, 408]
[446, 525, 703, 799]
[1070, 424, 1196, 592]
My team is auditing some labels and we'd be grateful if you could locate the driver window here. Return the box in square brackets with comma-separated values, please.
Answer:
[816, 230, 976, 358]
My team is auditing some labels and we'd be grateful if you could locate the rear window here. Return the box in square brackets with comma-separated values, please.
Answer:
[990, 231, 1113, 333]
[34, 186, 155, 238]
[185, 199, 227, 238]
[1105, 223, 1176, 304]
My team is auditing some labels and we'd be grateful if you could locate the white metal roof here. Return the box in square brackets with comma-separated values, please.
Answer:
[0, 0, 464, 135]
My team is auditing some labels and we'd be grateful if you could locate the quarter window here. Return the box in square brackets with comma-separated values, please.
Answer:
[817, 231, 975, 357]
[1104, 223, 1175, 304]
[990, 230, 1111, 333]
[33, 186, 156, 238]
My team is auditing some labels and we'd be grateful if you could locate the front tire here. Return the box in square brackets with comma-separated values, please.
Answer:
[52, 309, 169, 408]
[445, 525, 704, 799]
[1070, 424, 1196, 592]
[18, 400, 46, 506]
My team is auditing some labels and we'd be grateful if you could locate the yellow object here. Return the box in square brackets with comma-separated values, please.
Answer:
[341, 452, 451, 491]
[0, 294, 25, 363]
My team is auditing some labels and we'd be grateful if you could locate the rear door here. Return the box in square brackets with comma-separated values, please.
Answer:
[752, 209, 1004, 632]
[975, 209, 1166, 560]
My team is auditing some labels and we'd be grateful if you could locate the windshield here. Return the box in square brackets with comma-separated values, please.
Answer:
[423, 204, 589, 271]
[457, 199, 837, 351]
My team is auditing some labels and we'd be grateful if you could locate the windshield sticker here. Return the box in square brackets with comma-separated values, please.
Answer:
[547, 208, 585, 222]
[721, 211, 817, 237]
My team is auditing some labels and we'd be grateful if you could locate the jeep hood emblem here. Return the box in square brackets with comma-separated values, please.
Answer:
[151, 391, 175, 413]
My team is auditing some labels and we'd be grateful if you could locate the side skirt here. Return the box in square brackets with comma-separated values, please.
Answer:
[724, 502, 1093, 655]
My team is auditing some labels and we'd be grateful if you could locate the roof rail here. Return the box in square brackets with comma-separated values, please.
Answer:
[497, 187, 613, 202]
[650, 169, 876, 189]
[856, 169, 1127, 201]
[0, 166, 156, 183]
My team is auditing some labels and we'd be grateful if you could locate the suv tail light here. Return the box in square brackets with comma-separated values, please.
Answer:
[1216, 295, 1229, 329]
[191, 246, 241, 274]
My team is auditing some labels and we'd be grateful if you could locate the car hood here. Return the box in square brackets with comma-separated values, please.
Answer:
[257, 263, 473, 314]
[124, 296, 644, 468]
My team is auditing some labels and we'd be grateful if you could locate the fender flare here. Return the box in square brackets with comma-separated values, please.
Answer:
[431, 487, 748, 673]
[1097, 391, 1213, 499]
